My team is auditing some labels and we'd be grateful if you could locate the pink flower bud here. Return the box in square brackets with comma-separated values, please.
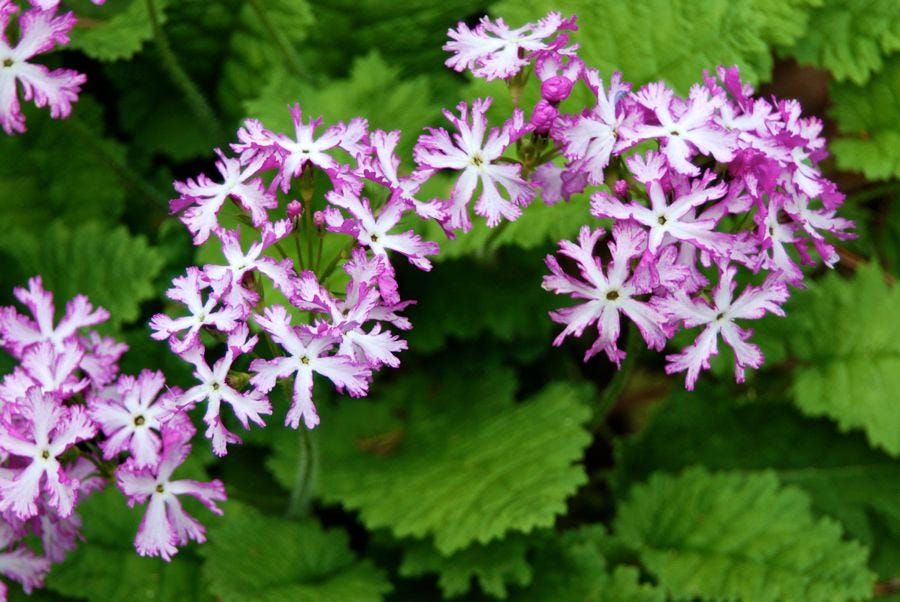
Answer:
[530, 100, 559, 134]
[614, 179, 629, 198]
[540, 76, 574, 102]
[286, 200, 303, 220]
[313, 211, 325, 227]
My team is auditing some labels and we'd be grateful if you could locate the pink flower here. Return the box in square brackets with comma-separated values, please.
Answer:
[659, 264, 789, 389]
[171, 150, 276, 245]
[414, 98, 534, 231]
[88, 370, 176, 468]
[444, 12, 575, 81]
[0, 518, 50, 595]
[10, 340, 88, 399]
[0, 276, 108, 359]
[0, 388, 96, 519]
[116, 418, 226, 561]
[250, 306, 371, 429]
[543, 224, 670, 364]
[0, 2, 85, 134]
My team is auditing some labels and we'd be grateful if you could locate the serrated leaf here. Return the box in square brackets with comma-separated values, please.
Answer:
[45, 487, 210, 602]
[0, 222, 164, 330]
[787, 0, 900, 84]
[492, 0, 817, 91]
[613, 388, 900, 578]
[245, 52, 441, 163]
[70, 0, 168, 62]
[267, 366, 593, 554]
[399, 534, 533, 599]
[615, 467, 875, 602]
[512, 526, 664, 602]
[200, 503, 392, 602]
[776, 264, 900, 455]
[830, 55, 900, 180]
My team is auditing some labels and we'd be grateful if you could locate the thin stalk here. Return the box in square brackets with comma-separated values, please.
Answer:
[590, 325, 641, 431]
[145, 0, 225, 142]
[65, 118, 168, 206]
[285, 424, 317, 519]
[247, 0, 306, 79]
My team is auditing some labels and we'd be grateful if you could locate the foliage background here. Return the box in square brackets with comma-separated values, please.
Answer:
[2, 0, 899, 599]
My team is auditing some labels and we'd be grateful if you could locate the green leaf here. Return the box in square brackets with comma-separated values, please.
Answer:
[245, 52, 441, 163]
[45, 487, 210, 602]
[779, 264, 900, 455]
[398, 534, 533, 599]
[200, 503, 392, 602]
[614, 467, 875, 602]
[830, 55, 900, 180]
[491, 0, 818, 91]
[512, 526, 664, 601]
[787, 0, 900, 84]
[268, 366, 593, 554]
[613, 388, 900, 578]
[0, 222, 164, 330]
[69, 0, 169, 62]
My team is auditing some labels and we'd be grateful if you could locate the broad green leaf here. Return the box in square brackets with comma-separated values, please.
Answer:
[787, 0, 900, 84]
[613, 388, 900, 578]
[200, 503, 392, 602]
[780, 264, 900, 455]
[614, 467, 875, 602]
[45, 488, 210, 602]
[830, 56, 900, 180]
[512, 526, 664, 602]
[0, 222, 164, 330]
[492, 0, 818, 91]
[268, 366, 593, 554]
[399, 534, 533, 599]
[245, 52, 441, 163]
[70, 0, 169, 62]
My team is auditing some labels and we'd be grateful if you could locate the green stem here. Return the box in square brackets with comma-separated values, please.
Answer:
[65, 118, 168, 206]
[145, 0, 225, 142]
[247, 0, 306, 79]
[481, 220, 511, 256]
[285, 425, 317, 519]
[590, 325, 641, 431]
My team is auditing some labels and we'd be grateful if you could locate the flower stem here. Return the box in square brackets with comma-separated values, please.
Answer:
[246, 0, 306, 79]
[590, 325, 641, 431]
[145, 0, 225, 143]
[285, 425, 317, 519]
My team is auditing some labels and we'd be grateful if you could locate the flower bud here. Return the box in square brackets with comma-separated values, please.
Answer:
[530, 100, 559, 134]
[540, 75, 574, 102]
[287, 200, 303, 220]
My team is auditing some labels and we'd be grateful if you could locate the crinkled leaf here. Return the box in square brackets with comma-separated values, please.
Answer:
[492, 0, 819, 91]
[70, 0, 169, 62]
[787, 0, 900, 84]
[200, 503, 392, 602]
[613, 388, 900, 578]
[45, 487, 211, 602]
[614, 467, 875, 602]
[777, 264, 900, 455]
[399, 534, 533, 599]
[268, 366, 593, 554]
[0, 222, 164, 330]
[512, 526, 664, 602]
[830, 56, 900, 180]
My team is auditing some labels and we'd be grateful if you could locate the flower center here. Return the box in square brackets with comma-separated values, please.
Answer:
[41, 449, 51, 460]
[657, 215, 667, 225]
[1, 58, 12, 68]
[134, 415, 146, 426]
[300, 355, 310, 366]
[370, 233, 379, 243]
[471, 153, 485, 167]
[606, 290, 620, 301]
[715, 312, 725, 321]
[155, 484, 165, 494]
[211, 382, 220, 391]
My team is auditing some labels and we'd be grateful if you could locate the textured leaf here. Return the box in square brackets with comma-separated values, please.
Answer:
[492, 0, 819, 91]
[70, 0, 169, 62]
[246, 52, 441, 163]
[778, 264, 900, 455]
[267, 366, 594, 554]
[512, 526, 664, 602]
[788, 0, 900, 84]
[0, 222, 164, 330]
[200, 503, 392, 602]
[45, 487, 210, 602]
[399, 534, 533, 599]
[613, 388, 900, 578]
[614, 467, 875, 602]
[830, 56, 900, 180]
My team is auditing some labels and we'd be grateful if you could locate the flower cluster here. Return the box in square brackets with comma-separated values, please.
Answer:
[436, 12, 854, 388]
[0, 0, 100, 135]
[0, 278, 225, 594]
[157, 105, 442, 455]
